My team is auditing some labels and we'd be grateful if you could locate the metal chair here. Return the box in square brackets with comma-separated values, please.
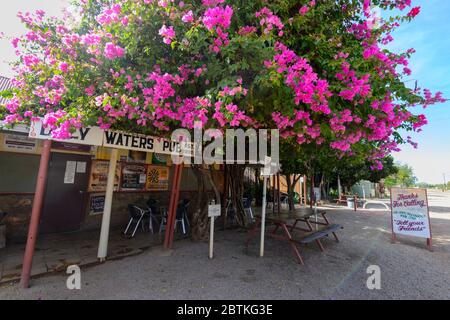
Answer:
[243, 197, 255, 223]
[146, 198, 162, 234]
[159, 199, 191, 235]
[175, 199, 190, 235]
[123, 204, 151, 238]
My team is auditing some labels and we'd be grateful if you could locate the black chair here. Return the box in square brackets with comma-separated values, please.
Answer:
[123, 204, 151, 238]
[175, 199, 191, 235]
[159, 199, 191, 235]
[243, 197, 254, 223]
[146, 198, 162, 232]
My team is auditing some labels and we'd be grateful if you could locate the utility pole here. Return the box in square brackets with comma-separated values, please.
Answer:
[443, 173, 447, 192]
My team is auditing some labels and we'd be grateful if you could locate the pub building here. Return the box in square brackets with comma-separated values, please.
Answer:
[0, 126, 224, 243]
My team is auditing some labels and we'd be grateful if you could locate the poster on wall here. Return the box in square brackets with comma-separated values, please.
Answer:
[88, 160, 121, 192]
[152, 153, 168, 165]
[121, 163, 147, 191]
[90, 194, 105, 215]
[64, 161, 77, 184]
[390, 188, 432, 249]
[2, 134, 38, 153]
[146, 165, 170, 191]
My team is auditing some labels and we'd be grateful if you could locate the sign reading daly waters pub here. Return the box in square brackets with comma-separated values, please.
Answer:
[29, 118, 193, 156]
[390, 188, 433, 251]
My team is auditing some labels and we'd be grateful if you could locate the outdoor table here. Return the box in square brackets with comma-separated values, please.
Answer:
[245, 208, 341, 265]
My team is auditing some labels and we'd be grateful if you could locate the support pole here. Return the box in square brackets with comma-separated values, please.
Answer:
[277, 173, 281, 214]
[303, 176, 307, 205]
[209, 216, 214, 259]
[272, 176, 276, 214]
[164, 164, 183, 250]
[20, 139, 52, 288]
[260, 176, 268, 257]
[97, 148, 119, 261]
[338, 175, 342, 200]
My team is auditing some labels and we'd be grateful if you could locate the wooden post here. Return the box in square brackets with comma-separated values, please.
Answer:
[20, 140, 52, 288]
[222, 165, 228, 230]
[97, 148, 119, 261]
[164, 164, 183, 250]
[303, 175, 307, 205]
[277, 173, 281, 214]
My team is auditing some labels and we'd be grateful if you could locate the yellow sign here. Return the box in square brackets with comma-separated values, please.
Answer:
[146, 165, 170, 191]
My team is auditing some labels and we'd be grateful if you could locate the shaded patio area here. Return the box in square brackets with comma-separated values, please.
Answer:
[0, 226, 180, 285]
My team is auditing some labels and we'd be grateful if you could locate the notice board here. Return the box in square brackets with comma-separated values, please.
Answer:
[120, 163, 147, 191]
[390, 188, 433, 249]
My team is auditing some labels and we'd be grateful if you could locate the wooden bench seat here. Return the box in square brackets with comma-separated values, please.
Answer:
[291, 224, 343, 245]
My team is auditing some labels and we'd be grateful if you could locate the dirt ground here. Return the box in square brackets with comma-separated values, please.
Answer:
[0, 190, 449, 300]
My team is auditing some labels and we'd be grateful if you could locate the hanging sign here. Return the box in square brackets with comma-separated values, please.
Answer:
[390, 188, 433, 250]
[29, 119, 193, 156]
[103, 130, 193, 156]
[29, 119, 103, 146]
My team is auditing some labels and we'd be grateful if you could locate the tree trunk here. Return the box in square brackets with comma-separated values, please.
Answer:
[226, 164, 247, 227]
[286, 174, 301, 212]
[190, 165, 211, 241]
[286, 175, 295, 212]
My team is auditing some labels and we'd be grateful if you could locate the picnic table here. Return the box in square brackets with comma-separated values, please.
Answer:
[245, 208, 343, 265]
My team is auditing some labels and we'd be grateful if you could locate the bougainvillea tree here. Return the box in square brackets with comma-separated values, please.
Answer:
[0, 0, 445, 236]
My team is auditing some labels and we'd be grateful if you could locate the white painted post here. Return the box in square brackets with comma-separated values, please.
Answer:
[209, 217, 214, 259]
[260, 176, 268, 257]
[97, 148, 119, 261]
[338, 175, 342, 199]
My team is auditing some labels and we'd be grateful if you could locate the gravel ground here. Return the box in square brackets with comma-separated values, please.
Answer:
[0, 190, 449, 300]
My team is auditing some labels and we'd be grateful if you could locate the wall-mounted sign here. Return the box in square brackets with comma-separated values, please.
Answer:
[146, 165, 170, 191]
[2, 134, 37, 153]
[390, 188, 433, 250]
[88, 160, 121, 192]
[120, 163, 147, 191]
[90, 194, 105, 215]
[51, 141, 92, 153]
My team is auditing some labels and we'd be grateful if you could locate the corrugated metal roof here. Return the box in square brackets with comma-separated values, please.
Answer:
[0, 76, 14, 105]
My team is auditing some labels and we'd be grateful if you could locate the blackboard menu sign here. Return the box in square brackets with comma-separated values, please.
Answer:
[90, 194, 105, 215]
[120, 164, 147, 191]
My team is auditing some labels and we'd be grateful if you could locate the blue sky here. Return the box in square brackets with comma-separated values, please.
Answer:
[387, 0, 450, 184]
[0, 0, 449, 183]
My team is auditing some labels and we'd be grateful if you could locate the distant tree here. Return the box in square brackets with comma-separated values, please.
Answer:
[385, 163, 417, 188]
